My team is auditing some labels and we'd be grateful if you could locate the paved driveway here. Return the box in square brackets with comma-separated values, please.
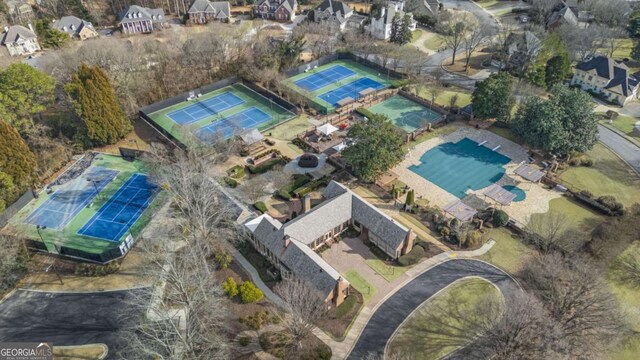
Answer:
[0, 289, 146, 359]
[598, 125, 640, 175]
[346, 259, 521, 359]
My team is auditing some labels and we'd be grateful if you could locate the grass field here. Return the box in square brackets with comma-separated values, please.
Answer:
[365, 258, 408, 282]
[487, 125, 522, 144]
[560, 144, 640, 207]
[598, 39, 634, 60]
[345, 270, 377, 303]
[417, 86, 472, 108]
[601, 114, 640, 139]
[424, 34, 446, 51]
[267, 114, 311, 141]
[146, 83, 295, 146]
[479, 227, 536, 273]
[283, 59, 394, 113]
[411, 29, 423, 43]
[8, 154, 164, 257]
[387, 278, 504, 359]
[530, 196, 603, 232]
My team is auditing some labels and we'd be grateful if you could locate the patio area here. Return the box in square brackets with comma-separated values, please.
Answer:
[296, 119, 356, 153]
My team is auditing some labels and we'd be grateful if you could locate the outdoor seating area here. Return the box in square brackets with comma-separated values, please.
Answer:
[296, 118, 355, 153]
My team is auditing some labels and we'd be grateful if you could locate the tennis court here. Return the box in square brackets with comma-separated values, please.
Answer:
[367, 95, 443, 133]
[25, 167, 118, 230]
[166, 92, 245, 125]
[319, 77, 385, 106]
[77, 174, 159, 242]
[197, 106, 272, 141]
[294, 65, 356, 91]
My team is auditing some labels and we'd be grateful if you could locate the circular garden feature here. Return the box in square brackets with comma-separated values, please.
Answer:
[298, 153, 319, 168]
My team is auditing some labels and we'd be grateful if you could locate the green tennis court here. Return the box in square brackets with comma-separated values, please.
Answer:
[146, 83, 296, 146]
[368, 95, 443, 133]
[283, 60, 394, 114]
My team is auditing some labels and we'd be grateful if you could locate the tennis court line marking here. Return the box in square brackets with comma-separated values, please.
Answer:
[166, 92, 245, 125]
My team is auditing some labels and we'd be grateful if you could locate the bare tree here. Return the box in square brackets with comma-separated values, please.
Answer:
[274, 279, 327, 349]
[524, 211, 583, 253]
[611, 250, 640, 288]
[438, 12, 470, 65]
[239, 175, 270, 204]
[520, 253, 624, 358]
[462, 21, 491, 73]
[0, 234, 28, 294]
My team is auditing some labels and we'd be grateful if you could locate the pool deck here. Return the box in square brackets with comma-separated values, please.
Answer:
[395, 127, 561, 225]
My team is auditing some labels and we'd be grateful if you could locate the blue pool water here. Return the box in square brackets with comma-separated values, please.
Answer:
[502, 185, 526, 202]
[409, 138, 511, 198]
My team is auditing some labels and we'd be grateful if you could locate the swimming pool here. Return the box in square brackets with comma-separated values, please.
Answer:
[409, 138, 511, 198]
[502, 185, 526, 202]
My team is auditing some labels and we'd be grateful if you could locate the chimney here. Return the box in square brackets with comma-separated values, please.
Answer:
[284, 235, 291, 248]
[27, 23, 34, 32]
[302, 194, 311, 214]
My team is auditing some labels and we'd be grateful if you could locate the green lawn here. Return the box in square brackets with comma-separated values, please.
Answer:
[417, 86, 472, 109]
[598, 38, 634, 60]
[411, 29, 423, 43]
[478, 227, 536, 273]
[365, 258, 408, 282]
[530, 196, 603, 232]
[486, 126, 523, 145]
[402, 122, 463, 152]
[424, 34, 446, 51]
[345, 270, 377, 303]
[607, 242, 640, 360]
[560, 144, 640, 207]
[473, 0, 499, 9]
[267, 114, 310, 141]
[387, 278, 504, 360]
[601, 114, 640, 139]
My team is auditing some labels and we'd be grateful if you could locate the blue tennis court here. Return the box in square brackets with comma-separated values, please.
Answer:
[25, 167, 118, 230]
[197, 106, 272, 141]
[319, 77, 386, 106]
[166, 92, 245, 125]
[77, 174, 158, 242]
[294, 65, 356, 92]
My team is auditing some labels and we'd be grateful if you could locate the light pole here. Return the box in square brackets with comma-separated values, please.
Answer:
[36, 225, 46, 242]
[128, 139, 140, 151]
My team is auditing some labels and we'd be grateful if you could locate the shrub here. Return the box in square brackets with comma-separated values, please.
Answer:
[254, 201, 268, 214]
[238, 335, 251, 347]
[74, 261, 121, 276]
[278, 174, 311, 200]
[265, 138, 275, 146]
[492, 209, 509, 227]
[579, 189, 594, 198]
[605, 110, 619, 119]
[301, 345, 332, 360]
[247, 158, 283, 174]
[227, 165, 245, 179]
[240, 310, 271, 330]
[223, 277, 239, 298]
[464, 230, 484, 248]
[597, 195, 618, 209]
[277, 189, 292, 201]
[223, 176, 238, 188]
[239, 281, 264, 303]
[293, 176, 329, 197]
[582, 158, 593, 167]
[398, 245, 425, 266]
[214, 251, 233, 269]
[390, 79, 410, 89]
[355, 107, 376, 119]
[574, 193, 614, 215]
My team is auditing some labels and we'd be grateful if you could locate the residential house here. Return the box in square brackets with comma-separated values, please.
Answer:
[1, 24, 40, 56]
[571, 56, 640, 105]
[244, 181, 416, 306]
[367, 0, 417, 40]
[52, 16, 99, 40]
[118, 5, 165, 34]
[504, 31, 541, 73]
[254, 0, 297, 22]
[5, 0, 33, 22]
[188, 0, 232, 24]
[404, 0, 440, 19]
[546, 1, 578, 29]
[307, 0, 367, 31]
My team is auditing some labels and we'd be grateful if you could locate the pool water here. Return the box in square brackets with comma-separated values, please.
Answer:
[409, 138, 511, 198]
[502, 185, 526, 202]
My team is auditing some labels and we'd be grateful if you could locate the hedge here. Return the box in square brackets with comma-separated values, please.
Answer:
[293, 176, 329, 197]
[390, 79, 410, 89]
[227, 165, 245, 179]
[398, 245, 425, 266]
[278, 174, 312, 200]
[248, 158, 283, 174]
[574, 193, 613, 215]
[223, 176, 238, 188]
[355, 107, 376, 119]
[254, 201, 267, 214]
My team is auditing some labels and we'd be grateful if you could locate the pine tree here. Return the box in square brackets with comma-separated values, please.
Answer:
[390, 14, 401, 43]
[0, 120, 36, 210]
[65, 65, 132, 146]
[397, 14, 414, 46]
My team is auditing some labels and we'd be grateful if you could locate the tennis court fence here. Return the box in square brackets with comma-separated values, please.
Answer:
[283, 52, 406, 81]
[0, 188, 36, 228]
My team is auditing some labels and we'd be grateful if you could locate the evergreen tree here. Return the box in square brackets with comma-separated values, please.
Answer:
[628, 10, 640, 38]
[65, 65, 132, 146]
[390, 14, 401, 43]
[0, 120, 36, 210]
[397, 14, 414, 46]
[471, 72, 515, 124]
[544, 54, 572, 89]
[631, 41, 640, 62]
[35, 19, 70, 49]
[526, 33, 568, 87]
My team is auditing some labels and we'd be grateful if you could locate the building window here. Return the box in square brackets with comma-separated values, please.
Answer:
[588, 75, 593, 81]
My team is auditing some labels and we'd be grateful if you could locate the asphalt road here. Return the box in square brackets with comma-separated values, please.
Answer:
[0, 289, 146, 359]
[597, 125, 640, 176]
[346, 259, 521, 359]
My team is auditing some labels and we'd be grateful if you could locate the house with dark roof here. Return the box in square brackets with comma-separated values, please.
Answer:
[546, 2, 578, 29]
[571, 56, 640, 105]
[118, 5, 165, 34]
[244, 181, 415, 306]
[254, 0, 297, 22]
[308, 0, 355, 30]
[504, 31, 541, 73]
[1, 25, 40, 57]
[6, 0, 33, 22]
[188, 0, 232, 24]
[53, 16, 99, 40]
[367, 0, 417, 40]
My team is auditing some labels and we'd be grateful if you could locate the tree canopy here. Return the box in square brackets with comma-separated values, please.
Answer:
[0, 120, 36, 211]
[0, 64, 55, 134]
[65, 64, 132, 146]
[512, 85, 597, 156]
[527, 33, 570, 87]
[35, 19, 70, 49]
[342, 114, 405, 182]
[544, 54, 572, 89]
[471, 72, 515, 123]
[391, 14, 413, 45]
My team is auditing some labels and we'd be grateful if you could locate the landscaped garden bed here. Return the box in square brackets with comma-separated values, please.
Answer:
[316, 287, 364, 340]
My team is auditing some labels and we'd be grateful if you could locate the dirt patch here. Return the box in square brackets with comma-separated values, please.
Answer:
[443, 53, 493, 76]
[93, 117, 163, 155]
[53, 344, 107, 360]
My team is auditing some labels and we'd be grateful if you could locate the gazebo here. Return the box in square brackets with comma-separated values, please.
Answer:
[238, 128, 265, 155]
[317, 123, 338, 136]
[443, 199, 478, 222]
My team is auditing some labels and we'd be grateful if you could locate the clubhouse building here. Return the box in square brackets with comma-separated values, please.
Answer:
[245, 181, 416, 306]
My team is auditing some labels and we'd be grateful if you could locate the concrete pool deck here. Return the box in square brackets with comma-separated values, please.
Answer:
[394, 127, 561, 224]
